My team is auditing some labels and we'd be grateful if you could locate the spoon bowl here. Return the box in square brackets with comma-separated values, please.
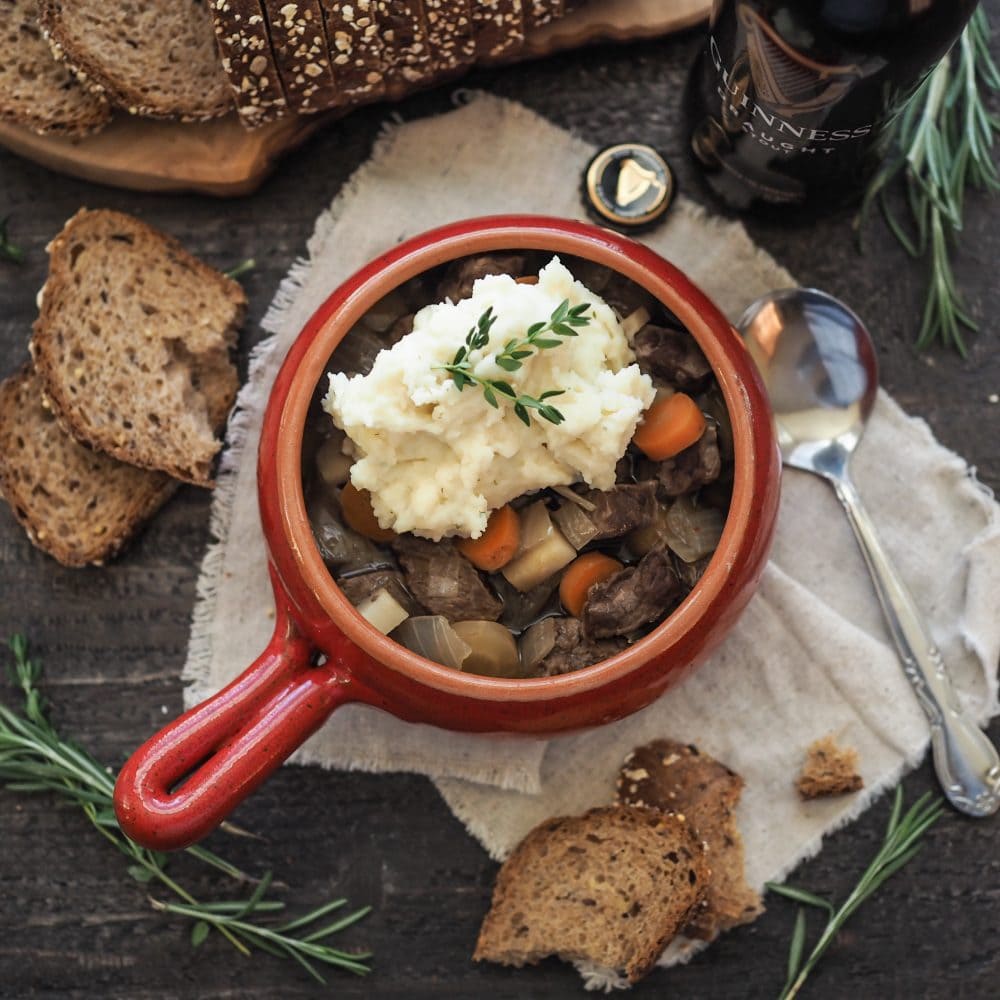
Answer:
[740, 287, 1000, 818]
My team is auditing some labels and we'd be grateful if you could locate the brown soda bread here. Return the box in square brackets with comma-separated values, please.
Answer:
[0, 0, 110, 135]
[38, 0, 232, 121]
[0, 366, 177, 567]
[617, 739, 764, 940]
[29, 209, 245, 487]
[474, 805, 709, 983]
[797, 735, 864, 799]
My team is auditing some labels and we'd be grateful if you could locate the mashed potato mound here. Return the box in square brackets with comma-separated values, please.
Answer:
[322, 257, 655, 540]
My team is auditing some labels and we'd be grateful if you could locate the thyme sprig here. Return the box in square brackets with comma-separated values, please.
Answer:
[767, 786, 945, 999]
[436, 299, 591, 426]
[858, 8, 999, 355]
[0, 214, 25, 265]
[0, 635, 371, 984]
[224, 257, 256, 281]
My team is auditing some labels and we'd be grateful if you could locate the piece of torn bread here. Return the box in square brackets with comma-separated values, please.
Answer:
[474, 804, 708, 984]
[0, 365, 177, 566]
[617, 739, 763, 940]
[797, 735, 864, 799]
[30, 209, 245, 487]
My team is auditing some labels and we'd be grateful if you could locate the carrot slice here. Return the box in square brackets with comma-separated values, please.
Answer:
[559, 552, 624, 618]
[515, 275, 539, 285]
[457, 504, 521, 572]
[632, 392, 707, 461]
[340, 482, 395, 542]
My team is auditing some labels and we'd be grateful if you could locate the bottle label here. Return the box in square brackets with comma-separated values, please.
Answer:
[708, 35, 874, 157]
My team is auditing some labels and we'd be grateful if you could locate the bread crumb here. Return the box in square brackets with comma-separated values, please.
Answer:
[796, 735, 863, 799]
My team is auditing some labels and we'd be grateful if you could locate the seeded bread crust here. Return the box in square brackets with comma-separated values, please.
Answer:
[37, 0, 232, 121]
[263, 0, 339, 114]
[524, 0, 560, 29]
[212, 0, 289, 127]
[381, 0, 433, 96]
[0, 0, 110, 135]
[616, 740, 764, 941]
[474, 805, 709, 983]
[423, 0, 475, 74]
[470, 0, 525, 60]
[319, 0, 387, 106]
[0, 366, 177, 567]
[29, 209, 245, 487]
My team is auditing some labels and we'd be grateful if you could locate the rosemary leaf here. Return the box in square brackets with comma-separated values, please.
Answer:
[223, 258, 256, 281]
[1, 636, 372, 981]
[858, 8, 999, 355]
[767, 786, 943, 1000]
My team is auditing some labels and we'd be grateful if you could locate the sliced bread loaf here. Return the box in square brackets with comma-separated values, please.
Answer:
[0, 366, 177, 566]
[38, 0, 232, 121]
[381, 0, 433, 93]
[423, 0, 475, 75]
[617, 739, 763, 940]
[0, 0, 110, 135]
[474, 805, 709, 983]
[30, 209, 245, 487]
[263, 0, 339, 114]
[319, 0, 388, 106]
[470, 0, 525, 60]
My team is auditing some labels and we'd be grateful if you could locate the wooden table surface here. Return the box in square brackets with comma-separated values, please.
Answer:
[2, 12, 999, 999]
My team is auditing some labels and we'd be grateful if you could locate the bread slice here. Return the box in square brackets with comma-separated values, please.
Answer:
[796, 735, 863, 799]
[0, 366, 177, 567]
[380, 0, 433, 94]
[617, 740, 763, 941]
[264, 0, 339, 114]
[474, 805, 709, 983]
[38, 0, 232, 121]
[319, 0, 388, 106]
[470, 0, 525, 61]
[0, 0, 110, 136]
[423, 0, 476, 75]
[30, 209, 245, 487]
[524, 0, 561, 29]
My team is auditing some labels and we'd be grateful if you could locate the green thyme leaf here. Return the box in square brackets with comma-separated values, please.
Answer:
[0, 215, 25, 265]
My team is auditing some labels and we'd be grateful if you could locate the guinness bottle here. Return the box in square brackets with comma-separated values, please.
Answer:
[685, 0, 978, 215]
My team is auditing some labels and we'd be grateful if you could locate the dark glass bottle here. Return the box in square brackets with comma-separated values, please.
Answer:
[684, 0, 978, 215]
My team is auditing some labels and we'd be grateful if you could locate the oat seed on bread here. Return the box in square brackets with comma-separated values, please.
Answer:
[797, 735, 864, 799]
[0, 0, 110, 135]
[616, 739, 763, 941]
[38, 0, 232, 121]
[30, 209, 245, 487]
[0, 366, 177, 567]
[473, 805, 709, 984]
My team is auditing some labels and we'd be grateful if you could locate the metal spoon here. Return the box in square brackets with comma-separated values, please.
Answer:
[739, 287, 1000, 817]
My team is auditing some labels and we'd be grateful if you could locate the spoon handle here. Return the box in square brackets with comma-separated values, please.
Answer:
[832, 474, 1000, 817]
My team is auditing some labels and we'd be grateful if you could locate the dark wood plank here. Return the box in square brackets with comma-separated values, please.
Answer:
[2, 10, 999, 998]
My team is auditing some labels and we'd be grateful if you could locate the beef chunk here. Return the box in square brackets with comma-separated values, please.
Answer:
[583, 482, 659, 540]
[651, 424, 722, 497]
[600, 271, 658, 320]
[386, 313, 414, 345]
[392, 535, 502, 622]
[436, 254, 527, 303]
[673, 554, 712, 591]
[338, 569, 424, 617]
[581, 544, 683, 639]
[534, 617, 629, 676]
[633, 325, 712, 390]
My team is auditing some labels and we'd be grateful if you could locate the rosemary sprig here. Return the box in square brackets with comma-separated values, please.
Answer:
[858, 8, 999, 355]
[767, 786, 945, 999]
[224, 257, 256, 281]
[436, 299, 591, 426]
[0, 213, 26, 265]
[0, 635, 372, 984]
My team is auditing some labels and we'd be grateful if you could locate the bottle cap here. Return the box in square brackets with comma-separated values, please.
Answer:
[583, 143, 675, 230]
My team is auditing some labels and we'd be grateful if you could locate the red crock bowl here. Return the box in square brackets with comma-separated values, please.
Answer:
[114, 216, 781, 851]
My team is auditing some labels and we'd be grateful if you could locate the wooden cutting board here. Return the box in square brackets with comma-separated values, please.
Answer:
[0, 0, 709, 197]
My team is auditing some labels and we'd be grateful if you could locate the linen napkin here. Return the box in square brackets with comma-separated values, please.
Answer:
[183, 94, 1000, 982]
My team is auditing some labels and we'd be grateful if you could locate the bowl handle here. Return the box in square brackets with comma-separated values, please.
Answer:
[114, 572, 359, 851]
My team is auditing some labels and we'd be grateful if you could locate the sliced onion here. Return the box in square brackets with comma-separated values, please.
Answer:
[519, 618, 558, 673]
[309, 491, 383, 570]
[516, 500, 554, 556]
[393, 616, 471, 669]
[665, 496, 725, 563]
[552, 501, 599, 551]
[315, 435, 352, 488]
[551, 485, 596, 512]
[452, 621, 521, 678]
[356, 588, 409, 634]
[621, 306, 652, 339]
